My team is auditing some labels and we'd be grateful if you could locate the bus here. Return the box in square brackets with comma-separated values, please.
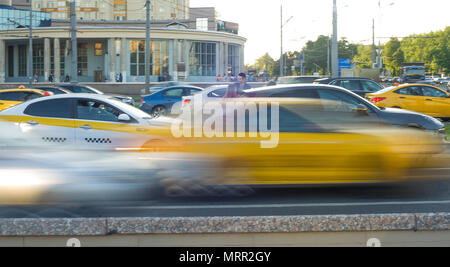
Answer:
[400, 63, 427, 83]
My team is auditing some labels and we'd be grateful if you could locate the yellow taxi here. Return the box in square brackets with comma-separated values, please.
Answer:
[166, 98, 445, 192]
[0, 87, 53, 112]
[0, 93, 176, 150]
[366, 84, 450, 119]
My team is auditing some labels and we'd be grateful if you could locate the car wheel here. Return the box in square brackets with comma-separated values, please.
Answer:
[152, 105, 167, 117]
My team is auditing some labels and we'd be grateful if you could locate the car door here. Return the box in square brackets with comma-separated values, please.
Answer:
[161, 88, 184, 111]
[420, 86, 450, 117]
[392, 86, 425, 113]
[316, 89, 381, 123]
[75, 98, 149, 149]
[337, 80, 365, 96]
[19, 98, 76, 145]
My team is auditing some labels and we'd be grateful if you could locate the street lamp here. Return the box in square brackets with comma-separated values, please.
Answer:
[280, 4, 293, 77]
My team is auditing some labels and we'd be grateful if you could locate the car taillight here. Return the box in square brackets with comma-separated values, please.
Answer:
[183, 99, 191, 106]
[43, 91, 54, 96]
[370, 97, 386, 103]
[141, 98, 145, 103]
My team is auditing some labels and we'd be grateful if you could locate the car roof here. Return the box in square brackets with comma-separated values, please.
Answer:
[245, 83, 348, 93]
[0, 88, 46, 94]
[163, 85, 204, 90]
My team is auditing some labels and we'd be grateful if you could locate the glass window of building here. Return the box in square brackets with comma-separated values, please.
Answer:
[33, 44, 44, 77]
[77, 43, 88, 76]
[228, 44, 240, 76]
[95, 43, 103, 56]
[189, 41, 216, 76]
[18, 45, 27, 77]
[130, 40, 145, 76]
[130, 40, 169, 76]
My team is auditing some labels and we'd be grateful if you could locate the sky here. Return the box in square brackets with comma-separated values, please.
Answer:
[190, 0, 450, 65]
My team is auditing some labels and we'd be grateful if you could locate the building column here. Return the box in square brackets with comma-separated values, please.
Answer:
[54, 38, 60, 82]
[240, 44, 245, 74]
[0, 39, 5, 83]
[218, 42, 224, 77]
[224, 43, 229, 75]
[120, 38, 127, 83]
[44, 38, 50, 82]
[109, 38, 116, 83]
[173, 39, 178, 81]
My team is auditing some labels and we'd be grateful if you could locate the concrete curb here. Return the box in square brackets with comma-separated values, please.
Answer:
[0, 213, 448, 236]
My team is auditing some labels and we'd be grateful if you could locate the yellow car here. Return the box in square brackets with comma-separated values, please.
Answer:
[164, 98, 445, 193]
[0, 88, 52, 112]
[366, 84, 450, 119]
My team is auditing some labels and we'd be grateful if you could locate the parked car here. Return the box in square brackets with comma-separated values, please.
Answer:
[57, 84, 135, 106]
[181, 85, 228, 107]
[313, 77, 384, 97]
[0, 88, 53, 112]
[244, 84, 446, 136]
[140, 85, 204, 117]
[365, 84, 450, 120]
[32, 86, 72, 95]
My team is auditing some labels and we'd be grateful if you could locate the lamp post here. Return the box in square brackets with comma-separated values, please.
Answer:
[280, 5, 293, 77]
[331, 0, 339, 78]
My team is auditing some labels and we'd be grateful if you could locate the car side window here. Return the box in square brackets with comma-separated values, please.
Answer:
[271, 89, 320, 98]
[421, 87, 447, 98]
[0, 92, 23, 101]
[77, 100, 123, 122]
[23, 92, 42, 101]
[317, 89, 371, 113]
[361, 80, 383, 92]
[207, 88, 227, 98]
[329, 80, 340, 86]
[339, 80, 360, 91]
[24, 99, 72, 118]
[395, 86, 423, 96]
[163, 89, 183, 98]
[186, 89, 202, 96]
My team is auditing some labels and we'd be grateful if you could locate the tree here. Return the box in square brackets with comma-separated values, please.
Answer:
[383, 38, 404, 76]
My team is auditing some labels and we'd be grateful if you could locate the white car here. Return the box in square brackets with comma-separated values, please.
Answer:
[179, 85, 228, 111]
[0, 94, 175, 150]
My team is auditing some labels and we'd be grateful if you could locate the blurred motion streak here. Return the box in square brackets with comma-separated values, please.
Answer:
[0, 98, 448, 203]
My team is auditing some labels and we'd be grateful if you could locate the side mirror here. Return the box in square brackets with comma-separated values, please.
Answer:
[118, 114, 131, 122]
[355, 104, 369, 116]
[356, 104, 368, 112]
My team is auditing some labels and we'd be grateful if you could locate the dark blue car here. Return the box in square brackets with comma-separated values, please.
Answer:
[140, 85, 204, 117]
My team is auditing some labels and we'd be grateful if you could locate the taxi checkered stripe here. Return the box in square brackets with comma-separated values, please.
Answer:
[85, 138, 112, 144]
[42, 137, 67, 143]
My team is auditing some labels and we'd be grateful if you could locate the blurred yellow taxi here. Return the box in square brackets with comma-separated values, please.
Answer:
[174, 98, 444, 188]
[366, 84, 450, 119]
[0, 88, 52, 112]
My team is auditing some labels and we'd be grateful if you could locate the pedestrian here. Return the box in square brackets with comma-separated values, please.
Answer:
[65, 74, 70, 82]
[34, 73, 39, 82]
[224, 73, 251, 98]
[235, 72, 251, 91]
[48, 73, 54, 83]
[118, 73, 123, 82]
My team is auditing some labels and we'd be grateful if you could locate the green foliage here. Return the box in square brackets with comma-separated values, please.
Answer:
[248, 27, 449, 77]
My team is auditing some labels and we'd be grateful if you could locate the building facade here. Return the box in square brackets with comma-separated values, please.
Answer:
[32, 0, 190, 21]
[0, 23, 246, 83]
